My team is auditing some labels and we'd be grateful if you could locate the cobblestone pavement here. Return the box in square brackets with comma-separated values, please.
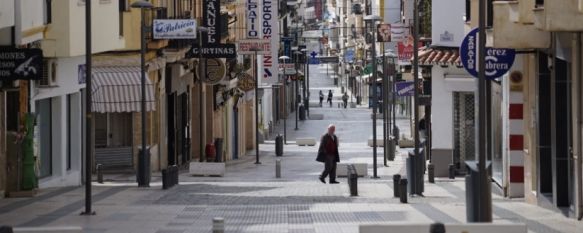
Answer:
[1, 65, 582, 233]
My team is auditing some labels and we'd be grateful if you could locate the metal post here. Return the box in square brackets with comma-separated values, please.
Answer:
[413, 0, 420, 175]
[306, 53, 310, 117]
[383, 49, 388, 167]
[198, 29, 205, 163]
[255, 50, 261, 164]
[475, 0, 493, 222]
[138, 7, 149, 187]
[284, 79, 287, 144]
[370, 18, 379, 179]
[82, 0, 94, 216]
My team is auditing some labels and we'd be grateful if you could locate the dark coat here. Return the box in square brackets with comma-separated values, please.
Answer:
[316, 134, 340, 163]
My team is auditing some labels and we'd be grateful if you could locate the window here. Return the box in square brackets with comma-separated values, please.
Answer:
[487, 0, 493, 28]
[536, 0, 545, 7]
[67, 94, 72, 171]
[37, 98, 53, 178]
[465, 0, 471, 22]
[45, 0, 52, 24]
[6, 92, 19, 132]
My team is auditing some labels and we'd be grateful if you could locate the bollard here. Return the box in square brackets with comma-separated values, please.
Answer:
[161, 169, 169, 190]
[275, 134, 283, 157]
[275, 159, 281, 178]
[428, 163, 435, 183]
[429, 222, 446, 233]
[448, 164, 456, 179]
[399, 178, 408, 203]
[212, 217, 225, 233]
[96, 164, 103, 184]
[393, 174, 401, 198]
[348, 165, 358, 196]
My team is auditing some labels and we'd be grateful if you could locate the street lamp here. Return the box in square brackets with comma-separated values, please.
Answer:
[293, 50, 303, 130]
[279, 56, 291, 144]
[251, 47, 262, 165]
[82, 0, 94, 216]
[301, 48, 309, 118]
[364, 14, 381, 179]
[197, 26, 209, 163]
[131, 0, 153, 188]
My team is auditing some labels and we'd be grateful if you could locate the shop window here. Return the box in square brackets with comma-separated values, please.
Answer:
[6, 91, 19, 132]
[36, 98, 52, 178]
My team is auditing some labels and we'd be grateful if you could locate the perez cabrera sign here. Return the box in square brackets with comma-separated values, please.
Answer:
[460, 28, 515, 79]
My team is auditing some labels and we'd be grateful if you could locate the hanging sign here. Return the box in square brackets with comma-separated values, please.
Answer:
[153, 19, 197, 39]
[187, 44, 237, 59]
[203, 0, 220, 44]
[237, 73, 255, 92]
[460, 28, 516, 79]
[0, 47, 43, 80]
[397, 35, 419, 65]
[238, 39, 270, 55]
[246, 0, 260, 39]
[391, 23, 409, 42]
[261, 0, 278, 84]
[196, 58, 226, 84]
[395, 81, 415, 96]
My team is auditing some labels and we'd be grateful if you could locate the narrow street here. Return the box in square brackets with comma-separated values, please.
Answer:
[0, 65, 582, 233]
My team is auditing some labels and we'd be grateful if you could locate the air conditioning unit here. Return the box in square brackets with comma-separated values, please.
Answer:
[36, 59, 57, 87]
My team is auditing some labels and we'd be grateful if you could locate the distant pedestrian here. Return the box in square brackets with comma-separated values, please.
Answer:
[327, 90, 333, 107]
[342, 93, 348, 108]
[317, 124, 340, 184]
[319, 90, 324, 107]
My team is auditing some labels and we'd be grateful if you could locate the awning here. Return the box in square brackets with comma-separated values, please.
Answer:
[414, 47, 462, 66]
[91, 66, 156, 113]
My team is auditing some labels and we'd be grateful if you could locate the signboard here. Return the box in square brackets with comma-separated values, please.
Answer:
[196, 58, 226, 84]
[391, 23, 409, 42]
[0, 47, 43, 80]
[318, 56, 339, 63]
[187, 44, 237, 59]
[203, 0, 220, 44]
[237, 73, 255, 92]
[153, 19, 197, 39]
[460, 28, 516, 79]
[396, 81, 415, 96]
[238, 39, 270, 55]
[377, 24, 391, 42]
[344, 49, 355, 63]
[397, 36, 419, 65]
[261, 0, 278, 84]
[246, 0, 260, 39]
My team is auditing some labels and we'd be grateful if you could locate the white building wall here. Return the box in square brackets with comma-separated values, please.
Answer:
[32, 56, 85, 188]
[15, 0, 46, 45]
[432, 0, 465, 47]
[0, 0, 15, 29]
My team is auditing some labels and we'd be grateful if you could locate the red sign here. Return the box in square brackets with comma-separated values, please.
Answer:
[397, 35, 420, 65]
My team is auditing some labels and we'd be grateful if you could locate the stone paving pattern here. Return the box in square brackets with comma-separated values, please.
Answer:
[0, 65, 582, 233]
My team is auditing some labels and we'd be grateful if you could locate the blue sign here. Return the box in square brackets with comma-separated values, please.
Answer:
[344, 49, 355, 63]
[284, 40, 291, 57]
[460, 28, 515, 79]
[395, 81, 415, 96]
[309, 57, 320, 65]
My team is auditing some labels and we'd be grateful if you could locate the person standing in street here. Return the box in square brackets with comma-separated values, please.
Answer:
[327, 90, 333, 107]
[342, 92, 349, 108]
[319, 90, 324, 107]
[317, 124, 340, 184]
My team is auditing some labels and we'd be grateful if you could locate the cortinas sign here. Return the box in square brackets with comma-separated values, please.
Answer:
[246, 0, 260, 39]
[153, 19, 197, 39]
[0, 47, 43, 80]
[203, 0, 220, 44]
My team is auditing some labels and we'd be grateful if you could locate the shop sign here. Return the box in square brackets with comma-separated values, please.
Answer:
[0, 47, 43, 80]
[377, 23, 391, 42]
[203, 0, 220, 44]
[237, 73, 255, 92]
[188, 44, 237, 59]
[396, 81, 415, 96]
[196, 58, 226, 85]
[153, 19, 197, 39]
[319, 56, 339, 63]
[391, 23, 409, 43]
[397, 36, 420, 66]
[261, 0, 278, 84]
[460, 28, 515, 79]
[246, 0, 260, 39]
[238, 39, 270, 55]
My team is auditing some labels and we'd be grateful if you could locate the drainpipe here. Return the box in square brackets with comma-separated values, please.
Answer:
[578, 32, 583, 221]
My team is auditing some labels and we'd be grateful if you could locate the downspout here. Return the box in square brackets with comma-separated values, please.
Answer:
[578, 32, 583, 221]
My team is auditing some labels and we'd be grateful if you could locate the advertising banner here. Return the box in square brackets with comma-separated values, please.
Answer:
[246, 0, 260, 39]
[397, 36, 418, 65]
[396, 81, 415, 96]
[238, 39, 271, 55]
[377, 24, 391, 42]
[0, 47, 43, 80]
[261, 0, 278, 84]
[391, 23, 409, 43]
[153, 19, 197, 39]
[203, 0, 220, 44]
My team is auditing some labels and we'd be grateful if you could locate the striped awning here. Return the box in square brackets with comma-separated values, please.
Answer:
[91, 66, 156, 113]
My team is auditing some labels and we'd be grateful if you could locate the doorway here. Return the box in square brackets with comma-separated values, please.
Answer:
[453, 92, 475, 174]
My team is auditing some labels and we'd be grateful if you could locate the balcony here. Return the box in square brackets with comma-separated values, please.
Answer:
[492, 1, 549, 49]
[533, 0, 583, 31]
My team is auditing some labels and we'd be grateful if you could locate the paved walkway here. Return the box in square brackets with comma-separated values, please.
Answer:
[1, 65, 582, 233]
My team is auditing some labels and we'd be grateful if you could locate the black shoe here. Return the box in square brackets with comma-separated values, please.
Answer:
[329, 181, 340, 184]
[319, 177, 326, 184]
